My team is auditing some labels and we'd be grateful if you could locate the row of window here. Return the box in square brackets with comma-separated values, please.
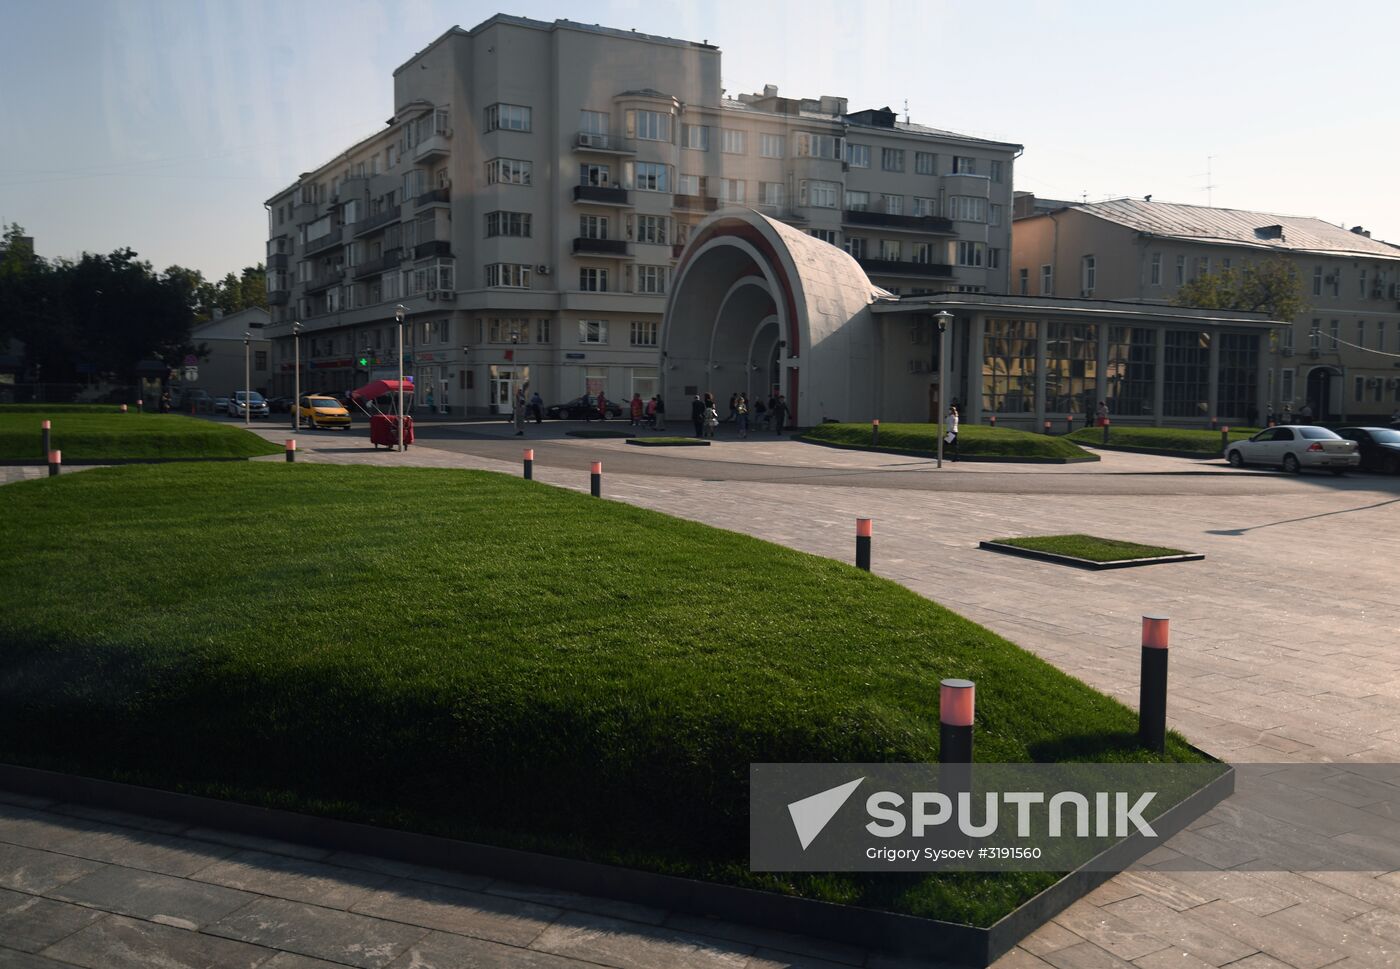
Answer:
[830, 235, 1001, 269]
[295, 317, 660, 352]
[484, 263, 670, 295]
[1308, 318, 1394, 353]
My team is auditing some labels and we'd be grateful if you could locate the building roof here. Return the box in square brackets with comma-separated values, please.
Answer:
[875, 291, 1287, 328]
[1064, 199, 1400, 261]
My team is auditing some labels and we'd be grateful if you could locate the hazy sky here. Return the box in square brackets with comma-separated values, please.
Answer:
[3, 0, 1397, 278]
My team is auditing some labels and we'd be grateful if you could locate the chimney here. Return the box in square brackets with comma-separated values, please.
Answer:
[1352, 226, 1371, 238]
[763, 84, 778, 98]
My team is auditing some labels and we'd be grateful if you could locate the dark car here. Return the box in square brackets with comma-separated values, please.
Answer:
[1335, 427, 1400, 473]
[265, 396, 291, 413]
[545, 394, 623, 420]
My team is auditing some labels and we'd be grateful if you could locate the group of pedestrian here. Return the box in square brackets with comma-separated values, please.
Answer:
[691, 392, 787, 438]
[627, 393, 667, 430]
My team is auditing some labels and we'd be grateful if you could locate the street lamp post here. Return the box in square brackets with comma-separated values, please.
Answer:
[291, 321, 301, 432]
[395, 304, 406, 451]
[243, 331, 252, 427]
[934, 310, 953, 469]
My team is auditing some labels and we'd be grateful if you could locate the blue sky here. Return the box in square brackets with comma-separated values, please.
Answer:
[2, 0, 1397, 277]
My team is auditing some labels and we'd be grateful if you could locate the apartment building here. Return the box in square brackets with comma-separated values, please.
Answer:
[1013, 198, 1400, 422]
[263, 14, 1020, 415]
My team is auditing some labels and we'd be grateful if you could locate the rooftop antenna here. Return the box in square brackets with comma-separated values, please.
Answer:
[1194, 155, 1217, 207]
[903, 99, 910, 123]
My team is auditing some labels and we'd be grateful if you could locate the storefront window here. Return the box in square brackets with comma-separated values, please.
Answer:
[631, 367, 659, 401]
[1043, 322, 1098, 417]
[981, 318, 1037, 414]
[1163, 331, 1210, 418]
[1217, 333, 1259, 422]
[1106, 327, 1156, 418]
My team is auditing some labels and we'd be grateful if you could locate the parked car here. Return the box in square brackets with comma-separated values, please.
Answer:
[214, 396, 230, 414]
[545, 395, 623, 420]
[1225, 425, 1359, 474]
[181, 389, 214, 413]
[228, 390, 270, 419]
[1335, 427, 1400, 474]
[265, 396, 292, 414]
[297, 395, 352, 430]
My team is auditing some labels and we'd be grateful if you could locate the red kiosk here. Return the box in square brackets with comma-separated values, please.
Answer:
[351, 378, 415, 450]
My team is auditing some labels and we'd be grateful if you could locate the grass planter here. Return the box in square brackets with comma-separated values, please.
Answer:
[801, 423, 1096, 462]
[626, 437, 711, 447]
[0, 465, 1210, 940]
[0, 411, 282, 462]
[1067, 426, 1259, 458]
[566, 429, 635, 439]
[981, 535, 1203, 570]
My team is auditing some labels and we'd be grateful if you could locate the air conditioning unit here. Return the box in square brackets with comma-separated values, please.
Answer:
[578, 133, 595, 147]
[426, 291, 437, 301]
[1368, 377, 1381, 388]
[536, 265, 551, 275]
[435, 289, 456, 301]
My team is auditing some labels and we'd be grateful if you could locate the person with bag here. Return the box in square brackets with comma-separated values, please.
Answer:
[736, 394, 749, 439]
[945, 405, 960, 461]
[704, 400, 720, 439]
[691, 395, 704, 438]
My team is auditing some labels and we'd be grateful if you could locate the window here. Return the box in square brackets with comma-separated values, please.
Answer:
[1082, 255, 1097, 294]
[254, 350, 268, 371]
[579, 267, 609, 292]
[1040, 264, 1053, 295]
[676, 173, 701, 196]
[1330, 319, 1339, 349]
[845, 237, 866, 259]
[484, 263, 530, 288]
[485, 211, 532, 237]
[630, 320, 659, 346]
[579, 163, 611, 187]
[847, 190, 870, 211]
[1044, 322, 1100, 415]
[759, 132, 785, 158]
[1313, 266, 1323, 296]
[632, 110, 670, 142]
[800, 180, 839, 208]
[952, 156, 977, 174]
[633, 162, 669, 192]
[881, 194, 903, 215]
[879, 239, 902, 261]
[880, 147, 904, 172]
[635, 265, 667, 294]
[536, 318, 552, 343]
[486, 158, 532, 185]
[631, 366, 659, 401]
[1150, 252, 1162, 285]
[579, 215, 610, 239]
[719, 178, 745, 203]
[947, 196, 987, 222]
[401, 169, 426, 200]
[989, 248, 1002, 269]
[1309, 319, 1321, 351]
[759, 181, 785, 207]
[721, 129, 746, 154]
[682, 124, 710, 150]
[1356, 376, 1365, 402]
[1280, 368, 1295, 408]
[957, 241, 986, 267]
[1359, 320, 1366, 348]
[1176, 255, 1186, 286]
[794, 132, 842, 159]
[808, 229, 838, 245]
[915, 151, 936, 175]
[1360, 269, 1368, 298]
[989, 160, 1003, 183]
[579, 320, 609, 344]
[989, 204, 1003, 227]
[1018, 268, 1029, 295]
[485, 103, 531, 132]
[1195, 256, 1210, 279]
[386, 144, 398, 169]
[910, 241, 938, 264]
[635, 215, 667, 244]
[1379, 321, 1387, 353]
[580, 110, 609, 135]
[382, 270, 403, 301]
[983, 319, 1038, 414]
[846, 143, 870, 168]
[912, 196, 937, 218]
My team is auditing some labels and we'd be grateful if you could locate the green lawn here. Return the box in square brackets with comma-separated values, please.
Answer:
[991, 534, 1189, 562]
[0, 464, 1205, 926]
[1067, 426, 1260, 455]
[803, 423, 1094, 460]
[0, 403, 138, 414]
[0, 411, 282, 461]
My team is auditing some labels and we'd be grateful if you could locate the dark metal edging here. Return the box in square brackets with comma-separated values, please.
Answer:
[796, 436, 1100, 464]
[979, 541, 1206, 571]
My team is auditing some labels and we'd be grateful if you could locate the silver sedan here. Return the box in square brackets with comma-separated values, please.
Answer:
[1225, 425, 1359, 474]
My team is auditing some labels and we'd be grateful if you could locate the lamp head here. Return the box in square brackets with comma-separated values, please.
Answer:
[934, 310, 953, 332]
[395, 304, 406, 323]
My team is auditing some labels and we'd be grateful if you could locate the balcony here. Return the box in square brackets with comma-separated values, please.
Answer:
[415, 187, 450, 208]
[573, 184, 631, 206]
[843, 209, 955, 233]
[414, 240, 452, 259]
[673, 194, 720, 213]
[414, 133, 450, 163]
[856, 258, 954, 278]
[352, 204, 402, 238]
[572, 237, 630, 257]
[305, 267, 346, 293]
[572, 131, 637, 154]
[266, 252, 289, 270]
[304, 227, 343, 255]
[352, 248, 401, 279]
[268, 288, 291, 306]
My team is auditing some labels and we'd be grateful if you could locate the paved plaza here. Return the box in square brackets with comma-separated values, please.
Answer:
[5, 422, 1400, 968]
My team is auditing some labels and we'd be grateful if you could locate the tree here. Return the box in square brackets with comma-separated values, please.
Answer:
[1173, 255, 1308, 322]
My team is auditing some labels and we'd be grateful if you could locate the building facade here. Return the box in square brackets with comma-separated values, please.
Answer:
[1013, 199, 1400, 422]
[263, 14, 1020, 415]
[179, 307, 271, 402]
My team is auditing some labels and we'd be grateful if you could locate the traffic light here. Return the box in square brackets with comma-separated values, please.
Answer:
[358, 356, 370, 368]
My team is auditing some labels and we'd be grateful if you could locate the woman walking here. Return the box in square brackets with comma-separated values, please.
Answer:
[945, 404, 960, 461]
[736, 394, 749, 438]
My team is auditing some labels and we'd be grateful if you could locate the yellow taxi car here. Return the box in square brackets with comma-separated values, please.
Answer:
[297, 394, 352, 430]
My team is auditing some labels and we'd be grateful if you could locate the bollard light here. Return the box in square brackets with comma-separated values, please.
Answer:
[48, 449, 62, 477]
[590, 461, 602, 498]
[524, 448, 535, 480]
[41, 420, 51, 457]
[871, 418, 880, 447]
[855, 517, 872, 571]
[1065, 414, 1074, 433]
[120, 404, 127, 413]
[939, 679, 975, 763]
[1139, 615, 1170, 753]
[285, 439, 297, 463]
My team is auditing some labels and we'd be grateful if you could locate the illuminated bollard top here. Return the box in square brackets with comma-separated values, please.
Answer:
[939, 678, 975, 726]
[591, 461, 602, 474]
[856, 518, 873, 538]
[1141, 615, 1170, 649]
[524, 449, 534, 461]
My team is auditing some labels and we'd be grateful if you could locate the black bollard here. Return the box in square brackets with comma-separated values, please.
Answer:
[524, 448, 534, 480]
[855, 518, 872, 571]
[939, 679, 975, 763]
[1139, 616, 1170, 754]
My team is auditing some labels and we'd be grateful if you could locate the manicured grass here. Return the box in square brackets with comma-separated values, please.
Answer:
[803, 423, 1093, 460]
[0, 403, 136, 414]
[627, 436, 710, 447]
[0, 465, 1206, 926]
[0, 412, 282, 461]
[990, 534, 1190, 562]
[1067, 426, 1260, 455]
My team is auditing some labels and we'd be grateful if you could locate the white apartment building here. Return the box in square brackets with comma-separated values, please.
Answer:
[263, 14, 1020, 415]
[1013, 198, 1400, 423]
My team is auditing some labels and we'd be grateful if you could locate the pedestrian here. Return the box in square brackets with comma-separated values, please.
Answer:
[597, 391, 609, 422]
[645, 396, 657, 428]
[704, 400, 720, 438]
[630, 393, 644, 427]
[945, 404, 960, 461]
[772, 395, 788, 435]
[1301, 402, 1313, 424]
[753, 397, 766, 428]
[159, 390, 172, 414]
[727, 393, 738, 424]
[1266, 402, 1275, 426]
[654, 394, 666, 431]
[691, 394, 704, 438]
[531, 390, 543, 423]
[736, 393, 749, 438]
[1095, 400, 1108, 427]
[427, 388, 435, 413]
[513, 383, 528, 437]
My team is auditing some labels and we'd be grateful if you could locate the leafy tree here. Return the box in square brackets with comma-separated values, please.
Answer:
[1173, 255, 1308, 322]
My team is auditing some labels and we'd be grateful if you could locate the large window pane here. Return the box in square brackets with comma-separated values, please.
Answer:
[982, 318, 1038, 414]
[1043, 322, 1098, 417]
[1163, 330, 1211, 419]
[1106, 326, 1156, 418]
[1217, 333, 1259, 422]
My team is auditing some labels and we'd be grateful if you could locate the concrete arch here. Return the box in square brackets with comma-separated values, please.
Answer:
[661, 208, 890, 427]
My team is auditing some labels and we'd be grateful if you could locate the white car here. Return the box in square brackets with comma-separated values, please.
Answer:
[228, 390, 270, 419]
[1225, 425, 1359, 475]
